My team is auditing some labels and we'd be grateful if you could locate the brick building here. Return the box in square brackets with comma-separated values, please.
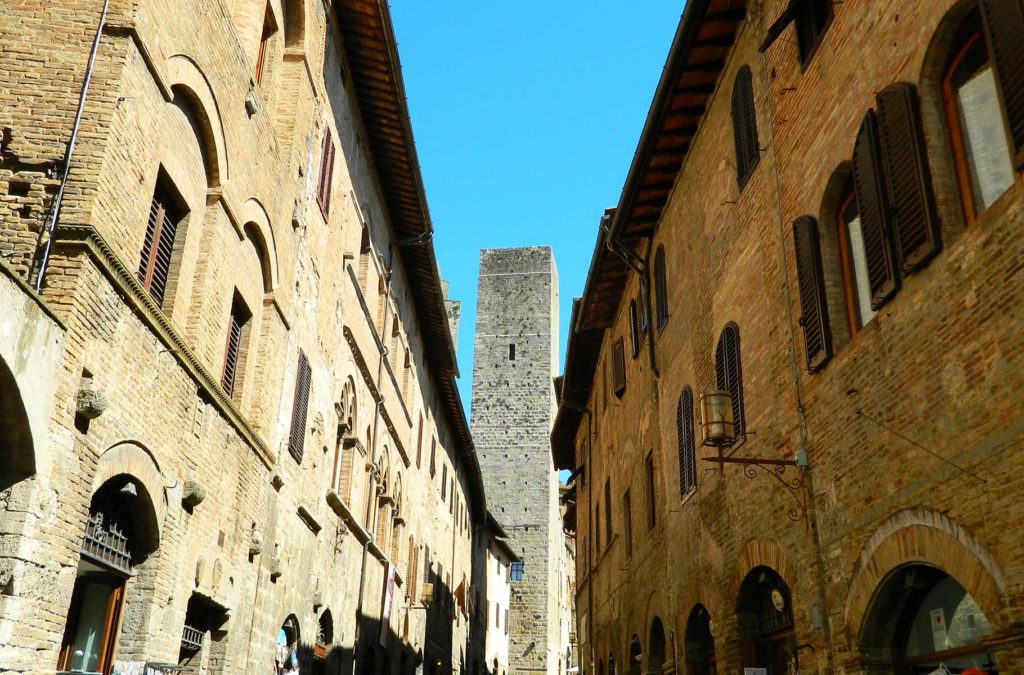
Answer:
[472, 247, 571, 674]
[0, 1, 492, 674]
[552, 1, 1024, 674]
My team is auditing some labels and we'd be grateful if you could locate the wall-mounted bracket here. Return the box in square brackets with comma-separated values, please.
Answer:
[702, 455, 808, 530]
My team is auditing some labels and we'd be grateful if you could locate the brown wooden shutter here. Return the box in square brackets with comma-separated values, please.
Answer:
[288, 351, 311, 462]
[731, 67, 760, 189]
[851, 110, 900, 309]
[316, 130, 335, 215]
[676, 387, 696, 495]
[876, 83, 941, 273]
[138, 183, 180, 307]
[221, 301, 245, 396]
[611, 337, 626, 397]
[979, 0, 1024, 169]
[792, 216, 832, 372]
[654, 246, 668, 331]
[715, 324, 745, 439]
[628, 299, 640, 358]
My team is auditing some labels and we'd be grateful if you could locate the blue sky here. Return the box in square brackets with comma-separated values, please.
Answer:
[389, 1, 683, 409]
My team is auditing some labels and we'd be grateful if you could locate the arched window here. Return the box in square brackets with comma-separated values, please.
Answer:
[731, 66, 760, 189]
[715, 323, 745, 441]
[653, 246, 668, 332]
[836, 178, 878, 333]
[676, 386, 696, 496]
[942, 6, 1021, 223]
[628, 635, 642, 675]
[647, 617, 666, 675]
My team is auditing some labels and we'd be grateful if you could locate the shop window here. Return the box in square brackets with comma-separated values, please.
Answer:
[714, 323, 746, 442]
[138, 171, 187, 310]
[653, 246, 668, 332]
[943, 7, 1020, 223]
[676, 386, 697, 496]
[221, 293, 251, 399]
[511, 561, 524, 582]
[288, 350, 311, 463]
[731, 66, 760, 190]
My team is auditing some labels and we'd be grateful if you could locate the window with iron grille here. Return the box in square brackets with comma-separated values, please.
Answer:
[316, 128, 336, 217]
[138, 173, 186, 309]
[715, 323, 745, 442]
[677, 386, 697, 495]
[611, 337, 626, 398]
[653, 246, 668, 331]
[731, 66, 760, 190]
[221, 293, 251, 399]
[288, 351, 312, 463]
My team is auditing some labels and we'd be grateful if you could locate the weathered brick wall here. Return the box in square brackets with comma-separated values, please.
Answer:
[575, 0, 1024, 674]
[0, 0, 478, 673]
[472, 247, 564, 674]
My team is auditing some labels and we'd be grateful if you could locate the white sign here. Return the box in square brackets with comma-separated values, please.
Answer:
[379, 564, 397, 647]
[930, 607, 948, 651]
[744, 669, 768, 675]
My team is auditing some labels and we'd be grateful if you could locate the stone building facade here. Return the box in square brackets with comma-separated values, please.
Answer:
[472, 247, 568, 674]
[553, 1, 1024, 674]
[0, 1, 486, 674]
[469, 512, 519, 675]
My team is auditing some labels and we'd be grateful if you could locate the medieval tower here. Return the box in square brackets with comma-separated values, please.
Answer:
[472, 247, 563, 674]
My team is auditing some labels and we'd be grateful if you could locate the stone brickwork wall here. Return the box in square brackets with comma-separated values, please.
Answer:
[472, 247, 563, 674]
[0, 1, 477, 673]
[569, 1, 1024, 674]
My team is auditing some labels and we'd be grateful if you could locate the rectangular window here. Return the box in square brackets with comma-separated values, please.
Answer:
[288, 351, 312, 463]
[623, 490, 633, 559]
[508, 343, 516, 361]
[416, 415, 423, 469]
[221, 294, 251, 398]
[611, 337, 626, 397]
[510, 561, 524, 582]
[138, 174, 186, 309]
[628, 299, 640, 358]
[429, 437, 436, 477]
[645, 452, 657, 530]
[316, 128, 336, 217]
[795, 0, 832, 66]
[253, 4, 276, 85]
[441, 465, 448, 501]
[594, 501, 601, 552]
[604, 480, 613, 547]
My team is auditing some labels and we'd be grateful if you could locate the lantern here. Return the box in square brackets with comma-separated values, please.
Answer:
[699, 390, 735, 446]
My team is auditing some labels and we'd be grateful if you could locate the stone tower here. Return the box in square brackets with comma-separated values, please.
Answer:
[472, 247, 562, 674]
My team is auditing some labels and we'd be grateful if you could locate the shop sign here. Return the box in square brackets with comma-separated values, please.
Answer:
[380, 564, 397, 647]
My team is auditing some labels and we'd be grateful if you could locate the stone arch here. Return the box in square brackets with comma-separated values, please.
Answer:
[730, 537, 798, 602]
[844, 508, 1006, 639]
[239, 197, 279, 293]
[0, 356, 34, 487]
[92, 441, 168, 540]
[164, 55, 229, 186]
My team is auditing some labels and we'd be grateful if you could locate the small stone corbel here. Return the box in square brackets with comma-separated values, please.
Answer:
[76, 387, 107, 420]
[182, 470, 206, 509]
[269, 545, 284, 580]
[249, 525, 264, 557]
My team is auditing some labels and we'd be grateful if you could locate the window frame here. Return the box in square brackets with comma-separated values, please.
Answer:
[221, 293, 251, 399]
[645, 452, 657, 531]
[316, 128, 336, 219]
[714, 323, 746, 445]
[628, 299, 640, 358]
[653, 246, 669, 332]
[253, 2, 277, 86]
[836, 185, 871, 336]
[288, 350, 312, 463]
[622, 489, 632, 559]
[611, 337, 626, 398]
[677, 386, 697, 497]
[794, 0, 834, 68]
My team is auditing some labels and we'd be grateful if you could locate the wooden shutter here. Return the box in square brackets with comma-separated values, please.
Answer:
[851, 110, 900, 309]
[416, 416, 423, 469]
[731, 66, 760, 189]
[715, 324, 745, 439]
[876, 83, 941, 273]
[138, 183, 180, 307]
[676, 387, 696, 495]
[611, 337, 626, 396]
[221, 300, 246, 396]
[979, 0, 1024, 169]
[628, 299, 640, 358]
[654, 247, 668, 331]
[288, 351, 311, 462]
[316, 130, 335, 215]
[792, 216, 832, 372]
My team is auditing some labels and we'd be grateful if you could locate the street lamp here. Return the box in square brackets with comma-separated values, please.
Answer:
[699, 390, 735, 446]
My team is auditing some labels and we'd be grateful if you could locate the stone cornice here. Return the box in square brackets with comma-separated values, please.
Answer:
[53, 224, 275, 468]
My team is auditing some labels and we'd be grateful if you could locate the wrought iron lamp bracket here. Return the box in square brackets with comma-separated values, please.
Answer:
[702, 453, 808, 531]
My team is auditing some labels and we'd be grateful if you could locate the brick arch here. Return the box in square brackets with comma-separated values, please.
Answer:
[844, 508, 1006, 640]
[92, 440, 168, 540]
[164, 54, 229, 186]
[239, 198, 279, 293]
[729, 537, 798, 603]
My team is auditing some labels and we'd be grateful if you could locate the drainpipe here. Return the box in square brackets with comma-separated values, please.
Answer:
[32, 0, 111, 291]
[601, 215, 659, 379]
[755, 46, 835, 675]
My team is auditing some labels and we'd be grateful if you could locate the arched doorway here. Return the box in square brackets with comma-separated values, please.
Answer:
[648, 617, 667, 674]
[313, 609, 333, 674]
[859, 564, 997, 673]
[275, 615, 301, 674]
[57, 475, 160, 674]
[628, 634, 642, 675]
[684, 604, 716, 674]
[0, 357, 34, 489]
[736, 566, 797, 674]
